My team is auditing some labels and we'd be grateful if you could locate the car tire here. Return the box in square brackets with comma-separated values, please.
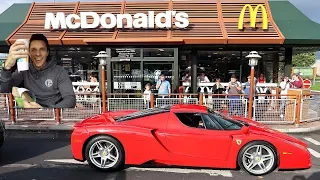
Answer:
[85, 135, 124, 172]
[238, 141, 278, 176]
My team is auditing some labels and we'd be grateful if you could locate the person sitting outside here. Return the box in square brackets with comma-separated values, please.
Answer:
[258, 73, 266, 83]
[0, 33, 76, 108]
[197, 72, 210, 83]
[89, 72, 97, 82]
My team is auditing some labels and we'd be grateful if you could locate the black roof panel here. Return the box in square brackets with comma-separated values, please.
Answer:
[115, 105, 172, 121]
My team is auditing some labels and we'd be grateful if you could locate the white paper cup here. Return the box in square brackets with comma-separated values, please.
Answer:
[16, 39, 29, 72]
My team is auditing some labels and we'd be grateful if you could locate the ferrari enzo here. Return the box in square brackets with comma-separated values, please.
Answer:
[71, 104, 311, 176]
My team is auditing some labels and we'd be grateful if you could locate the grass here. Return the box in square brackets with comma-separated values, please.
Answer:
[311, 82, 320, 91]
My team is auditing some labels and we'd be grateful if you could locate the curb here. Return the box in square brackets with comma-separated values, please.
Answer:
[311, 90, 320, 93]
[273, 125, 320, 133]
[5, 124, 320, 134]
[5, 125, 73, 131]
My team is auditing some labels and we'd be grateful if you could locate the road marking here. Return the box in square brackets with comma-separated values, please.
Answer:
[45, 159, 87, 165]
[308, 148, 320, 158]
[1, 164, 37, 168]
[303, 137, 320, 145]
[129, 167, 233, 177]
[1, 163, 84, 169]
[44, 159, 233, 177]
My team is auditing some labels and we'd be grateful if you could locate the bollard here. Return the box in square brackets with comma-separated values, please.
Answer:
[150, 94, 154, 108]
[55, 108, 61, 125]
[199, 93, 203, 105]
[295, 94, 301, 125]
[8, 93, 16, 124]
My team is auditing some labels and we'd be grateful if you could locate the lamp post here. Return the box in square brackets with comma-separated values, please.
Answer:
[95, 51, 109, 113]
[246, 51, 261, 119]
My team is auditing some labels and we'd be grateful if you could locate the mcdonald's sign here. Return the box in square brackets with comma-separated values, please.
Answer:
[238, 4, 268, 30]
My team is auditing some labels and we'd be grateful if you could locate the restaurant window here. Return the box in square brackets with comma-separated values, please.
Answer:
[197, 51, 241, 82]
[52, 46, 105, 82]
[143, 48, 174, 57]
[111, 48, 141, 58]
[143, 61, 173, 91]
[179, 50, 192, 85]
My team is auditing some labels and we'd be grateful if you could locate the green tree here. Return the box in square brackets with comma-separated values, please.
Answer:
[292, 52, 316, 67]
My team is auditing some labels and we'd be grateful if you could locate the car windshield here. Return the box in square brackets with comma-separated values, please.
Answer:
[207, 109, 245, 130]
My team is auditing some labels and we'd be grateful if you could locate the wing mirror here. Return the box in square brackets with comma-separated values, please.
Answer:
[241, 126, 249, 134]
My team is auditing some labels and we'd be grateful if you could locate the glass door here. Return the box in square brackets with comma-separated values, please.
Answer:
[111, 61, 142, 93]
[143, 61, 174, 92]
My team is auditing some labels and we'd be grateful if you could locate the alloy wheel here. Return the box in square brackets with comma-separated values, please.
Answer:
[88, 140, 120, 169]
[241, 145, 275, 175]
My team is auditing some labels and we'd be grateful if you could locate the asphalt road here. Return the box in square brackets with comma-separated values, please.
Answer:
[0, 130, 320, 180]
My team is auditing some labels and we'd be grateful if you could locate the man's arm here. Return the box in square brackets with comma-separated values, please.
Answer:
[54, 69, 76, 108]
[167, 82, 171, 94]
[204, 76, 210, 82]
[0, 69, 24, 93]
[236, 82, 242, 91]
[296, 80, 303, 88]
[291, 80, 302, 88]
[156, 80, 161, 89]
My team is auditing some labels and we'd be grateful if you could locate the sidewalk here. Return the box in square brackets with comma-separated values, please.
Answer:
[3, 120, 320, 134]
[268, 121, 320, 133]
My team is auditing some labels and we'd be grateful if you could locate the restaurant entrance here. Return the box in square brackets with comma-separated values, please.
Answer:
[107, 48, 179, 94]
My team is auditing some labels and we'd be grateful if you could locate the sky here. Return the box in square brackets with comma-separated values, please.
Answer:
[0, 0, 319, 24]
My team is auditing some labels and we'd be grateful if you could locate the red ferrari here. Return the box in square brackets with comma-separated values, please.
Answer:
[71, 104, 311, 176]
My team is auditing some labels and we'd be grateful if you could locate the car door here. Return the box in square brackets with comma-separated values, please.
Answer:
[164, 112, 236, 161]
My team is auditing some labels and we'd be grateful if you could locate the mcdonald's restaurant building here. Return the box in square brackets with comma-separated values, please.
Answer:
[0, 0, 320, 94]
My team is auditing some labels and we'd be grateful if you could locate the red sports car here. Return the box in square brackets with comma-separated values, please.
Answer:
[71, 104, 311, 176]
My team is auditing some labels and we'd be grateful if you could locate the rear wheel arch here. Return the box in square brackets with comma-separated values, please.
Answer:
[82, 134, 125, 162]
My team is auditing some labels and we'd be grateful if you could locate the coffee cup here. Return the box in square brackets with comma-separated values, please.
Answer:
[16, 39, 29, 72]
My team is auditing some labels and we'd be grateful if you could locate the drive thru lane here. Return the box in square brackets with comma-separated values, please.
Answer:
[0, 130, 320, 180]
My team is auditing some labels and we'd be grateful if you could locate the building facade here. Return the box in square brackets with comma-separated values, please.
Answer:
[0, 0, 320, 93]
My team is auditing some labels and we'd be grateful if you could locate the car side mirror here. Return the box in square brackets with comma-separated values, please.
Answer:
[241, 126, 249, 134]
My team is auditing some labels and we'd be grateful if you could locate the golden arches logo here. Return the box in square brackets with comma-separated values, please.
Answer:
[238, 4, 268, 30]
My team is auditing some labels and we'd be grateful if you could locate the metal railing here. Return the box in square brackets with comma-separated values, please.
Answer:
[1, 91, 318, 126]
[61, 98, 101, 121]
[0, 93, 9, 120]
[108, 98, 147, 111]
[300, 95, 320, 122]
[253, 98, 296, 124]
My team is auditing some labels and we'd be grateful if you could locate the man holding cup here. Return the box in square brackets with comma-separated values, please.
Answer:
[0, 33, 76, 108]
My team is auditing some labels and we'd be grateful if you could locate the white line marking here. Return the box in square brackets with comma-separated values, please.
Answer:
[44, 159, 233, 177]
[45, 159, 87, 165]
[129, 167, 233, 177]
[1, 164, 37, 168]
[1, 163, 84, 168]
[303, 137, 320, 145]
[308, 148, 320, 158]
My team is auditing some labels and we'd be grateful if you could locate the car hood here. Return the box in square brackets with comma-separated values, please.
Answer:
[232, 116, 308, 148]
